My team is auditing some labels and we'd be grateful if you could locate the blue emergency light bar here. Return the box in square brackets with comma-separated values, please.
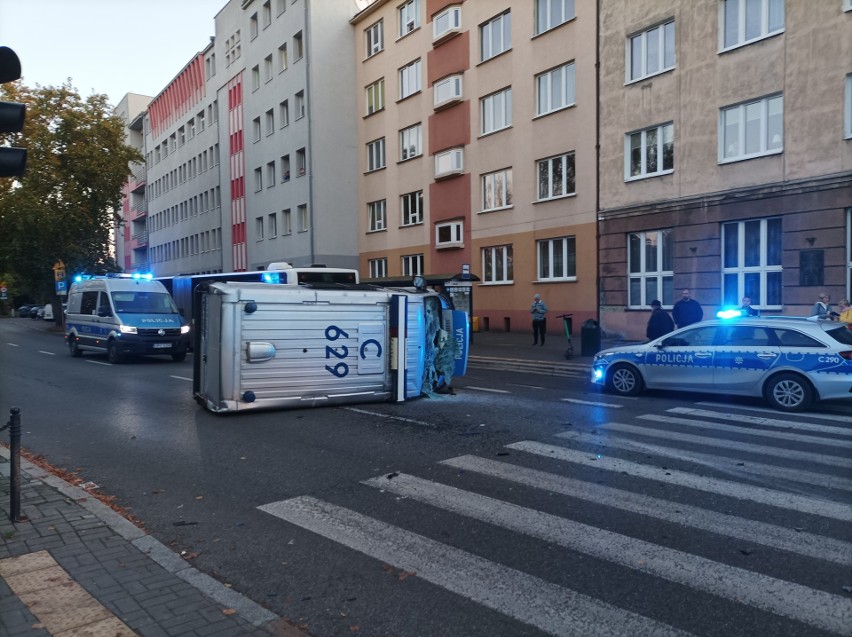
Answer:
[261, 272, 280, 284]
[716, 308, 745, 319]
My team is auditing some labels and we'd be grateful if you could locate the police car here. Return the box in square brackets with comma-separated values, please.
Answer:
[590, 315, 852, 412]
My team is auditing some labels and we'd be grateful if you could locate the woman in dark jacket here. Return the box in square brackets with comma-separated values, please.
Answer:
[646, 300, 675, 341]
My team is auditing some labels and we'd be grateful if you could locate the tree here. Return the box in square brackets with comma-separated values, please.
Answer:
[0, 80, 142, 303]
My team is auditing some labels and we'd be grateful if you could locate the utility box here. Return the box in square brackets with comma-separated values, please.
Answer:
[581, 319, 601, 356]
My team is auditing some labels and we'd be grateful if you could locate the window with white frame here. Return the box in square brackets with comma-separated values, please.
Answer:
[482, 245, 513, 284]
[264, 55, 273, 82]
[626, 122, 674, 180]
[252, 117, 261, 142]
[434, 75, 462, 108]
[433, 5, 461, 41]
[366, 78, 384, 115]
[628, 20, 675, 82]
[298, 204, 308, 232]
[281, 154, 290, 181]
[400, 123, 422, 160]
[263, 1, 272, 28]
[265, 109, 274, 135]
[435, 148, 463, 178]
[722, 217, 782, 307]
[296, 147, 306, 176]
[278, 43, 288, 72]
[250, 13, 259, 39]
[366, 20, 383, 57]
[401, 190, 423, 225]
[254, 167, 263, 191]
[845, 74, 852, 139]
[535, 0, 574, 35]
[482, 168, 513, 211]
[401, 253, 424, 276]
[294, 31, 304, 60]
[399, 0, 420, 37]
[282, 208, 292, 234]
[255, 216, 264, 240]
[719, 94, 783, 162]
[481, 88, 511, 135]
[719, 0, 784, 51]
[367, 138, 386, 171]
[251, 65, 260, 90]
[369, 258, 387, 278]
[537, 152, 575, 200]
[295, 90, 306, 119]
[268, 212, 277, 238]
[481, 11, 511, 62]
[536, 62, 575, 116]
[537, 236, 576, 281]
[435, 220, 463, 248]
[280, 99, 289, 127]
[627, 230, 673, 308]
[399, 60, 421, 99]
[368, 199, 387, 232]
[266, 161, 275, 187]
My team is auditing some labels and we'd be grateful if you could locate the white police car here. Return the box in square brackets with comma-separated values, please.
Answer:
[591, 315, 852, 412]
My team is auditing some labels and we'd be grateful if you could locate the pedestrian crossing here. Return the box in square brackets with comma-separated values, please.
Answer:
[258, 404, 852, 636]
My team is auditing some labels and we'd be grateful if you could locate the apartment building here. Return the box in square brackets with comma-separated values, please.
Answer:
[352, 0, 600, 331]
[140, 0, 361, 278]
[598, 0, 852, 340]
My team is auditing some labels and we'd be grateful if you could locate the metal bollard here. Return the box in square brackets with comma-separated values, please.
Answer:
[2, 407, 22, 522]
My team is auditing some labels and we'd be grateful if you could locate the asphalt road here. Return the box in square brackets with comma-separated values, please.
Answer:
[1, 317, 851, 637]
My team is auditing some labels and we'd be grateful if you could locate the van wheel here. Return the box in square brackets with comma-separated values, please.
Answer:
[172, 352, 187, 362]
[107, 340, 124, 364]
[69, 338, 82, 358]
[764, 373, 813, 412]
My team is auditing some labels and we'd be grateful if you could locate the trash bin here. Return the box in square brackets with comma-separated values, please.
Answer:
[472, 316, 480, 332]
[581, 319, 601, 356]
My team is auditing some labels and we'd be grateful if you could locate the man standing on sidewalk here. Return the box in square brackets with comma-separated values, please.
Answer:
[672, 289, 703, 329]
[531, 293, 548, 346]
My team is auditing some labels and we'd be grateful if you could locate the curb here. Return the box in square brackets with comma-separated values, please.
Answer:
[469, 355, 590, 377]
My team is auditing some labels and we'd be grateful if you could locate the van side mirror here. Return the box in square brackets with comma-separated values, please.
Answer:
[97, 305, 113, 318]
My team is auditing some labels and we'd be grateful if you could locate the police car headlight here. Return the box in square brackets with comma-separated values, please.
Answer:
[119, 325, 137, 334]
[180, 325, 190, 334]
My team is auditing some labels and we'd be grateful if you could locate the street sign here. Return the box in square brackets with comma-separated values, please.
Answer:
[461, 263, 470, 280]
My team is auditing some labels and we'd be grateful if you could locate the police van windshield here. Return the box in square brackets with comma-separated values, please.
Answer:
[111, 292, 178, 314]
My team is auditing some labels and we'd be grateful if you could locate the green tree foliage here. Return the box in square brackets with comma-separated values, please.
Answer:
[0, 80, 142, 302]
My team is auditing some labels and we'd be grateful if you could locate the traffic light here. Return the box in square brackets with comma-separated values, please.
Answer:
[0, 45, 26, 178]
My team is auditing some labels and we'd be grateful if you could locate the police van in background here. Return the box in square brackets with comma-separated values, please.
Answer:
[65, 273, 190, 363]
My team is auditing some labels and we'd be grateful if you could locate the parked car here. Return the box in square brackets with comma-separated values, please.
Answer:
[16, 304, 34, 317]
[34, 306, 45, 319]
[43, 304, 54, 321]
[591, 316, 852, 412]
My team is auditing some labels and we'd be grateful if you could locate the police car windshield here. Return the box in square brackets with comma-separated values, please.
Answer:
[111, 292, 178, 314]
[826, 325, 852, 346]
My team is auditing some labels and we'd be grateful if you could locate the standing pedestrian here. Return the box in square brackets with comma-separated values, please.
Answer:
[672, 289, 703, 329]
[812, 293, 834, 319]
[530, 293, 548, 346]
[837, 299, 852, 323]
[740, 296, 759, 317]
[646, 300, 675, 341]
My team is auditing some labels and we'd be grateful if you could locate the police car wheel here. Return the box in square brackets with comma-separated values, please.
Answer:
[107, 340, 124, 364]
[68, 338, 82, 358]
[764, 373, 813, 412]
[607, 364, 643, 396]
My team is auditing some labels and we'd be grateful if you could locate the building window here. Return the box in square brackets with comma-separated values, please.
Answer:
[845, 74, 852, 139]
[368, 199, 387, 232]
[298, 204, 308, 232]
[366, 20, 384, 57]
[536, 62, 575, 116]
[251, 65, 260, 91]
[399, 59, 421, 99]
[628, 20, 675, 82]
[369, 258, 388, 278]
[296, 148, 306, 176]
[282, 208, 292, 234]
[434, 74, 463, 108]
[481, 87, 511, 135]
[719, 0, 784, 51]
[366, 78, 385, 115]
[294, 31, 304, 60]
[401, 253, 423, 276]
[281, 154, 291, 181]
[401, 190, 423, 225]
[537, 152, 575, 200]
[277, 0, 286, 15]
[178, 126, 186, 146]
[722, 218, 782, 307]
[400, 123, 422, 160]
[252, 117, 261, 142]
[628, 230, 673, 308]
[367, 138, 386, 172]
[535, 0, 574, 35]
[482, 245, 513, 284]
[537, 236, 576, 281]
[268, 212, 277, 238]
[295, 90, 306, 119]
[250, 13, 259, 39]
[266, 160, 275, 187]
[399, 0, 420, 37]
[435, 221, 463, 248]
[433, 6, 461, 41]
[626, 122, 674, 180]
[255, 216, 264, 240]
[278, 43, 288, 72]
[254, 167, 263, 192]
[265, 109, 275, 135]
[279, 100, 289, 127]
[481, 11, 511, 62]
[264, 55, 273, 82]
[435, 148, 463, 178]
[719, 94, 783, 162]
[482, 169, 512, 211]
[263, 0, 272, 28]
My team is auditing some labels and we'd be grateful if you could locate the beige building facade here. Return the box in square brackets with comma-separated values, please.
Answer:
[598, 0, 852, 340]
[353, 0, 600, 334]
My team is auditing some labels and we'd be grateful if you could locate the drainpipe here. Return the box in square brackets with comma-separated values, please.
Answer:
[304, 0, 316, 265]
[595, 0, 601, 326]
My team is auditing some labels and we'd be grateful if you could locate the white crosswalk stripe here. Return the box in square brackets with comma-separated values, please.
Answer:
[258, 403, 852, 636]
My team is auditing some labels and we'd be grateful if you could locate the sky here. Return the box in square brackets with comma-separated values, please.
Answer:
[0, 0, 226, 107]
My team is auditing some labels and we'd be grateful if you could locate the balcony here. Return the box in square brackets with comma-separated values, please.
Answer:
[129, 200, 147, 220]
[131, 230, 148, 249]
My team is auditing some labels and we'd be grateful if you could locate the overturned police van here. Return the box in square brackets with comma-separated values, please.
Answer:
[193, 281, 468, 413]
